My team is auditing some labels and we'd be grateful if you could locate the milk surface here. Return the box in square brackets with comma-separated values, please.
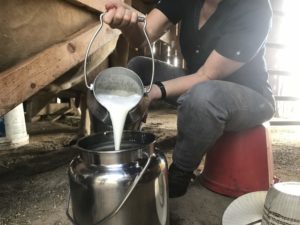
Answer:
[96, 90, 141, 150]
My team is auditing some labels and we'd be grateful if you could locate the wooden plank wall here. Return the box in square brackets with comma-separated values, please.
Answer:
[267, 0, 300, 122]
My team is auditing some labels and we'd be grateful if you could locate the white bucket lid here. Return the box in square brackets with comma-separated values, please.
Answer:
[223, 182, 300, 225]
[223, 191, 266, 225]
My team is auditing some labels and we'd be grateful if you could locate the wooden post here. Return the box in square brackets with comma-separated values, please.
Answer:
[78, 93, 91, 136]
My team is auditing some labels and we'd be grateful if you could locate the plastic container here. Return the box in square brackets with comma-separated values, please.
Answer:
[200, 125, 274, 197]
[0, 103, 29, 150]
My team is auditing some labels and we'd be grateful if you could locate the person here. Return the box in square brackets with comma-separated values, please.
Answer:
[95, 0, 275, 198]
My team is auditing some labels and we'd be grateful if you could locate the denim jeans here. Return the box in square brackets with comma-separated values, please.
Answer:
[128, 56, 275, 172]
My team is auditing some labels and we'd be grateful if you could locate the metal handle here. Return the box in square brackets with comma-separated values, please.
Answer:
[140, 16, 155, 94]
[137, 16, 145, 23]
[84, 13, 155, 94]
[66, 152, 155, 225]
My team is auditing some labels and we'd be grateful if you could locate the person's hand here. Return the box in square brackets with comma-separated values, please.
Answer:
[104, 0, 139, 29]
[146, 84, 163, 102]
[140, 84, 163, 123]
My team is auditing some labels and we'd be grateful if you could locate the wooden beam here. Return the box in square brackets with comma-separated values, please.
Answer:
[36, 103, 70, 116]
[66, 0, 106, 13]
[66, 0, 133, 13]
[25, 40, 116, 120]
[0, 22, 121, 116]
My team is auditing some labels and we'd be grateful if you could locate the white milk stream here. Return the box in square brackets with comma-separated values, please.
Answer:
[96, 90, 142, 150]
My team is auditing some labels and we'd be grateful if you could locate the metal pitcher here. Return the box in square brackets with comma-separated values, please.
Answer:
[84, 14, 155, 130]
[67, 131, 169, 225]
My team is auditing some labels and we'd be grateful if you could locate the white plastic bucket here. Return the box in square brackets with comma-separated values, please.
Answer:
[0, 103, 29, 150]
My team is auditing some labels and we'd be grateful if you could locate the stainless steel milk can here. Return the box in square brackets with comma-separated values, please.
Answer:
[67, 131, 169, 225]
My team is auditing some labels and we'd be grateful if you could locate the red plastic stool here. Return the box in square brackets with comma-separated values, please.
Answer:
[200, 125, 274, 197]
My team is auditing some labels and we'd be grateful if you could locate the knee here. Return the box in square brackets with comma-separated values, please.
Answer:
[180, 81, 226, 107]
[127, 56, 151, 83]
[178, 81, 229, 118]
[127, 56, 143, 71]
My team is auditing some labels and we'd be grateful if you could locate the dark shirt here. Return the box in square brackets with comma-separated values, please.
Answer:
[156, 0, 273, 100]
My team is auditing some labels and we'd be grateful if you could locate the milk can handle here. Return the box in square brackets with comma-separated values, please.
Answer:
[84, 13, 155, 94]
[66, 152, 156, 225]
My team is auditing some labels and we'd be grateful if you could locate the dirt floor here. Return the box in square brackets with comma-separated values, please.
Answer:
[0, 107, 299, 225]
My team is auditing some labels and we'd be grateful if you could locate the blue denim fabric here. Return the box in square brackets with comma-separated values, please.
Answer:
[129, 56, 275, 171]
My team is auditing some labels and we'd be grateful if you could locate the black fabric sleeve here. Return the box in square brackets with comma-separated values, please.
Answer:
[215, 0, 272, 63]
[155, 0, 185, 24]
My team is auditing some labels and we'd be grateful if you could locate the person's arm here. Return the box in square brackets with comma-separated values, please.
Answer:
[149, 0, 272, 101]
[148, 50, 244, 100]
[103, 0, 173, 47]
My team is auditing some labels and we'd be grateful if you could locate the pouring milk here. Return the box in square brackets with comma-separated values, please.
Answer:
[96, 90, 142, 150]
